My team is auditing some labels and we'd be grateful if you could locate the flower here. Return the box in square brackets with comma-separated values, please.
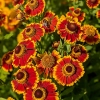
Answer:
[12, 0, 24, 5]
[86, 0, 100, 9]
[24, 0, 45, 17]
[52, 41, 60, 49]
[80, 25, 100, 45]
[0, 10, 6, 26]
[37, 50, 61, 77]
[17, 32, 24, 43]
[12, 39, 36, 67]
[3, 6, 21, 31]
[57, 15, 82, 44]
[24, 79, 59, 100]
[0, 0, 5, 9]
[16, 10, 25, 21]
[66, 6, 85, 22]
[21, 23, 45, 42]
[70, 44, 89, 62]
[1, 51, 13, 71]
[53, 56, 85, 86]
[4, 0, 11, 4]
[96, 10, 100, 18]
[11, 66, 39, 94]
[40, 11, 58, 33]
[7, 97, 15, 100]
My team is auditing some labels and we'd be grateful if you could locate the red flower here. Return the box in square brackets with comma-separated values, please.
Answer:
[24, 79, 59, 100]
[24, 0, 45, 17]
[40, 11, 58, 33]
[70, 44, 89, 62]
[80, 25, 100, 45]
[12, 39, 36, 67]
[66, 6, 85, 22]
[37, 50, 61, 78]
[86, 0, 100, 9]
[11, 66, 39, 94]
[96, 10, 100, 18]
[0, 10, 6, 26]
[53, 56, 85, 86]
[1, 51, 13, 71]
[12, 0, 24, 5]
[21, 23, 44, 42]
[57, 15, 82, 44]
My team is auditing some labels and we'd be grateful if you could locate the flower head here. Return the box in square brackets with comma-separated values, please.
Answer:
[24, 79, 59, 100]
[86, 0, 100, 9]
[3, 6, 21, 31]
[53, 56, 85, 86]
[24, 0, 45, 17]
[1, 51, 13, 71]
[40, 11, 58, 33]
[80, 25, 100, 45]
[12, 39, 36, 67]
[11, 66, 39, 94]
[96, 10, 100, 18]
[37, 50, 61, 77]
[70, 44, 89, 62]
[22, 23, 44, 42]
[66, 6, 85, 22]
[57, 15, 82, 44]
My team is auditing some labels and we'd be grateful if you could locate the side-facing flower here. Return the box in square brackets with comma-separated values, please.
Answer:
[86, 0, 100, 9]
[3, 6, 21, 31]
[21, 23, 45, 42]
[37, 50, 61, 78]
[24, 0, 45, 17]
[11, 65, 39, 94]
[66, 6, 85, 22]
[96, 10, 100, 18]
[24, 79, 59, 100]
[12, 39, 36, 67]
[57, 15, 82, 44]
[1, 51, 13, 71]
[40, 11, 58, 33]
[0, 10, 6, 26]
[70, 44, 89, 62]
[53, 56, 85, 86]
[80, 25, 100, 45]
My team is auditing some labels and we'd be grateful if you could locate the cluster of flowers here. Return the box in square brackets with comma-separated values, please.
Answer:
[0, 0, 100, 100]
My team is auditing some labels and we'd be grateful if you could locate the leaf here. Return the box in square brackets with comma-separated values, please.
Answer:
[61, 86, 74, 96]
[4, 32, 14, 40]
[0, 98, 6, 100]
[0, 68, 10, 82]
[85, 45, 93, 51]
[3, 45, 8, 52]
[78, 1, 84, 7]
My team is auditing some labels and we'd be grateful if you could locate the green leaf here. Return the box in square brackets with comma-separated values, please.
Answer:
[0, 68, 10, 82]
[78, 1, 84, 7]
[85, 45, 93, 51]
[0, 98, 6, 100]
[61, 86, 74, 96]
[4, 32, 14, 40]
